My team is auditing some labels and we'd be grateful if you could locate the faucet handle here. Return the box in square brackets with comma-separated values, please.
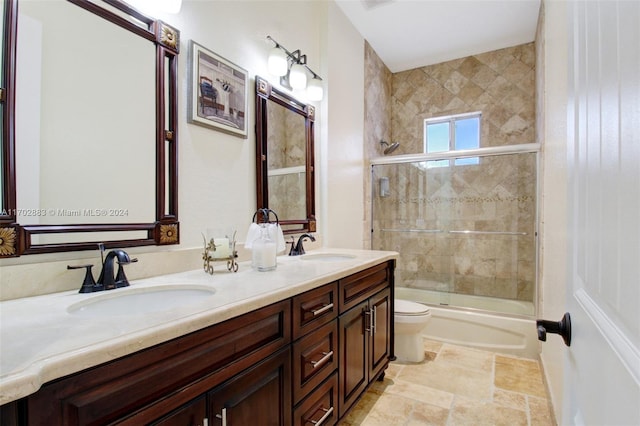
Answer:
[67, 264, 100, 293]
[287, 236, 296, 256]
[115, 257, 137, 288]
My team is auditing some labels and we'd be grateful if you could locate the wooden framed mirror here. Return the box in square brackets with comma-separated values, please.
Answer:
[255, 76, 316, 234]
[0, 0, 180, 257]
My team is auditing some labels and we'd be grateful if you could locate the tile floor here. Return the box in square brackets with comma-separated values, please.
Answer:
[339, 339, 555, 426]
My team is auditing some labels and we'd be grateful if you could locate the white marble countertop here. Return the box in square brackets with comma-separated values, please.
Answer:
[0, 248, 397, 405]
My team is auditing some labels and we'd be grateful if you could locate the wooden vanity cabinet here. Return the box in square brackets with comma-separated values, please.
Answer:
[1, 260, 395, 426]
[338, 261, 394, 418]
[25, 300, 291, 426]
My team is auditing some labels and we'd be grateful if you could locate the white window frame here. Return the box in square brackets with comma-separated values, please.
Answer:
[424, 111, 481, 167]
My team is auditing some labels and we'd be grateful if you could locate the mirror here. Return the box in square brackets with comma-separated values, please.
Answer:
[0, 0, 180, 257]
[255, 76, 315, 234]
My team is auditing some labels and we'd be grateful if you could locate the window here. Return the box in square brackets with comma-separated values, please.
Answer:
[424, 112, 481, 167]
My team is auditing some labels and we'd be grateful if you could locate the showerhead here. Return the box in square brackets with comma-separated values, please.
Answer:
[380, 140, 400, 155]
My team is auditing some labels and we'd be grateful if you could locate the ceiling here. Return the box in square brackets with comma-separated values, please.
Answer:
[334, 0, 541, 73]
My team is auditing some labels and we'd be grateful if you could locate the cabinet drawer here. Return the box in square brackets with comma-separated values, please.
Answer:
[339, 262, 390, 313]
[293, 319, 338, 404]
[292, 282, 338, 340]
[293, 372, 339, 426]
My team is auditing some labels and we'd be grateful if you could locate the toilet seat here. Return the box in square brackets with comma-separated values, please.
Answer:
[395, 299, 430, 316]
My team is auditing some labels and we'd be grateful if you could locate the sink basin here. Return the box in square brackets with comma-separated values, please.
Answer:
[67, 285, 216, 317]
[301, 253, 356, 262]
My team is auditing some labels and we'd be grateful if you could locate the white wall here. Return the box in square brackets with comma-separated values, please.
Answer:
[0, 1, 366, 300]
[322, 1, 365, 249]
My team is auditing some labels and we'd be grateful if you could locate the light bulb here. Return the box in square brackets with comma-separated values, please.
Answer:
[307, 77, 323, 101]
[289, 63, 307, 90]
[268, 47, 288, 77]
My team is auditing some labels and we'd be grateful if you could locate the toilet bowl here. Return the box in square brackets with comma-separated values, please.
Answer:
[394, 299, 431, 362]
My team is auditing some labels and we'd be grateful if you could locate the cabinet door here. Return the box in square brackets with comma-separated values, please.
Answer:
[209, 348, 291, 426]
[150, 396, 207, 426]
[337, 300, 368, 418]
[369, 288, 391, 381]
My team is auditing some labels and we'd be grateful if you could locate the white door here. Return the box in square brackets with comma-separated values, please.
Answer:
[564, 1, 640, 424]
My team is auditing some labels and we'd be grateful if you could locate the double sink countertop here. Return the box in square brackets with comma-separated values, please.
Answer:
[0, 248, 398, 405]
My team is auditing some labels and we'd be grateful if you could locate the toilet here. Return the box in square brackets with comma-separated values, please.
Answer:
[394, 299, 432, 362]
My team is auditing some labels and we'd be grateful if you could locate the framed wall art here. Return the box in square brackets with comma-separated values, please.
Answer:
[188, 40, 248, 138]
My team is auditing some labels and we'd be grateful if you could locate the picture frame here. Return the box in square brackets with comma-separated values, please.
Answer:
[188, 40, 249, 138]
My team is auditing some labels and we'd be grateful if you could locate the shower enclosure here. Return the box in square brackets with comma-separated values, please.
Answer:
[371, 145, 538, 317]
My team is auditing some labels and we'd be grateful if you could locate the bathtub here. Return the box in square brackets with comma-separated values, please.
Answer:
[396, 287, 539, 359]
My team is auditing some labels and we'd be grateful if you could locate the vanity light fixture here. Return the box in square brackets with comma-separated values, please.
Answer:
[266, 36, 324, 101]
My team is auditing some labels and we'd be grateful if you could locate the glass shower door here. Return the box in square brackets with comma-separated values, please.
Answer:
[372, 152, 537, 316]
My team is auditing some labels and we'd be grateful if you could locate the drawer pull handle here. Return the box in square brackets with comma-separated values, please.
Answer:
[309, 406, 334, 425]
[215, 408, 227, 426]
[311, 303, 334, 316]
[310, 350, 334, 369]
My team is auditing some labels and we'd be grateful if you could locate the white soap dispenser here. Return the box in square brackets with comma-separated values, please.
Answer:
[252, 223, 277, 271]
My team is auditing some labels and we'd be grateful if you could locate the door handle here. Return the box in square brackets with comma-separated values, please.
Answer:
[215, 408, 227, 426]
[364, 309, 373, 336]
[537, 312, 571, 346]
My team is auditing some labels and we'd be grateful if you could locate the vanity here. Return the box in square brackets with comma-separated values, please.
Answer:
[0, 249, 397, 425]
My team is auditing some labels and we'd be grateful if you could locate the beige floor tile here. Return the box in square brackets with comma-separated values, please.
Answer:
[385, 362, 405, 380]
[449, 396, 528, 426]
[437, 343, 494, 372]
[494, 355, 547, 398]
[398, 358, 493, 400]
[381, 377, 454, 409]
[341, 392, 414, 425]
[528, 396, 555, 426]
[493, 388, 528, 410]
[407, 400, 450, 426]
[342, 342, 554, 426]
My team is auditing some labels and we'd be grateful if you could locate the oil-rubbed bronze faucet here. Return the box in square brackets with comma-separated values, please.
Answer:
[68, 244, 137, 293]
[97, 249, 137, 290]
[289, 233, 316, 256]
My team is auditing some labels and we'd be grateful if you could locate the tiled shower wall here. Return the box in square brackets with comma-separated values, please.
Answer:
[391, 43, 536, 152]
[364, 43, 537, 305]
[363, 42, 393, 248]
